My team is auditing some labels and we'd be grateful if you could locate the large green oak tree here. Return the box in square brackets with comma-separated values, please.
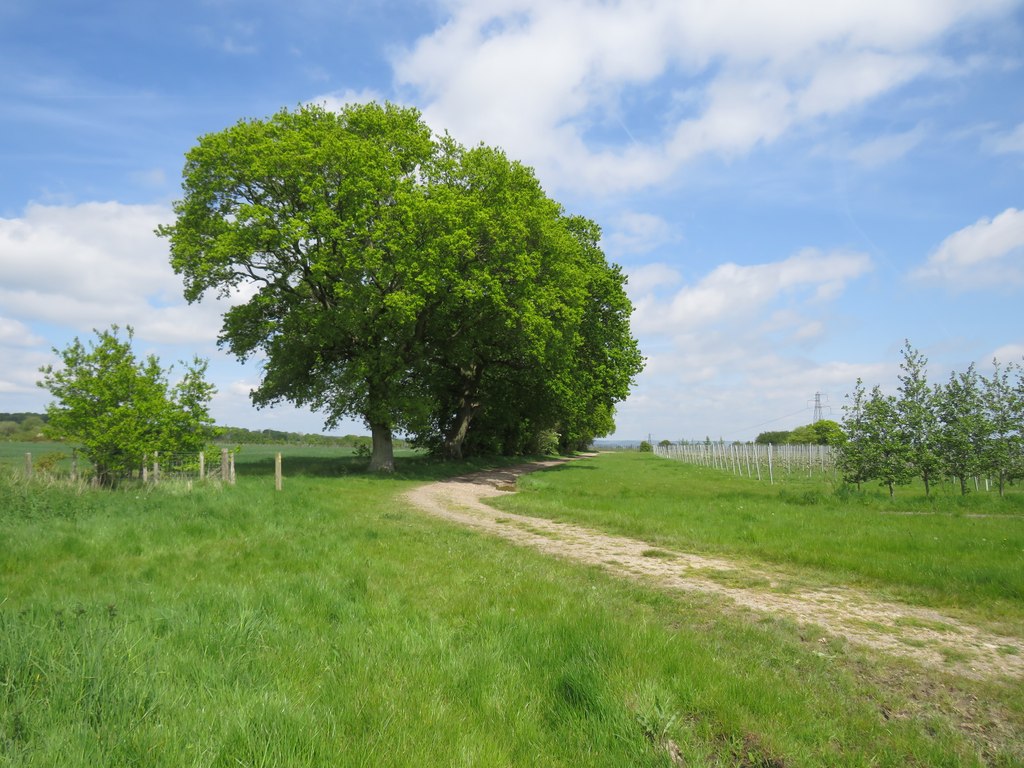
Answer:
[159, 102, 642, 470]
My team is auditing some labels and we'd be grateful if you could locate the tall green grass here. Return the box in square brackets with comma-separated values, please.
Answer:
[1, 454, 1021, 765]
[498, 452, 1024, 625]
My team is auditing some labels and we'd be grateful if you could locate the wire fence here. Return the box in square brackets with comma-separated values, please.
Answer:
[654, 442, 837, 484]
[21, 448, 237, 486]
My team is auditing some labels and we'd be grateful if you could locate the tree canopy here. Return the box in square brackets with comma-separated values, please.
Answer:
[755, 420, 843, 446]
[840, 342, 1024, 496]
[159, 102, 643, 470]
[38, 326, 215, 486]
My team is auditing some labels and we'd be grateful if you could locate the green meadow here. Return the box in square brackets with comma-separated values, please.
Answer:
[1, 446, 1022, 766]
[498, 452, 1024, 630]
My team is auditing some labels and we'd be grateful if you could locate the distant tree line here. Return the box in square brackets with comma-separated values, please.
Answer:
[754, 420, 845, 446]
[4, 414, 394, 449]
[215, 426, 407, 449]
[839, 342, 1023, 496]
[0, 413, 49, 441]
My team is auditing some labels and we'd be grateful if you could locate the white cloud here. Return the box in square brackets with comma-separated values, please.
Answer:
[0, 317, 44, 347]
[393, 0, 1013, 194]
[625, 262, 683, 297]
[911, 207, 1024, 289]
[611, 247, 874, 438]
[603, 212, 678, 259]
[614, 344, 891, 441]
[849, 125, 927, 168]
[309, 88, 388, 112]
[633, 248, 872, 334]
[987, 122, 1024, 154]
[0, 201, 233, 344]
[130, 168, 168, 188]
[990, 343, 1024, 363]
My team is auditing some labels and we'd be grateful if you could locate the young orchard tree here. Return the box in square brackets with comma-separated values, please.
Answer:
[980, 359, 1023, 496]
[936, 364, 989, 495]
[38, 325, 215, 486]
[841, 381, 911, 494]
[863, 385, 914, 497]
[839, 378, 872, 490]
[895, 341, 941, 495]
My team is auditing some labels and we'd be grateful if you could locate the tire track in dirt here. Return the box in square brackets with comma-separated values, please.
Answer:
[402, 457, 1024, 681]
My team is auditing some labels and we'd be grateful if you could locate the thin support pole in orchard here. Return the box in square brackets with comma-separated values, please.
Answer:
[652, 441, 834, 486]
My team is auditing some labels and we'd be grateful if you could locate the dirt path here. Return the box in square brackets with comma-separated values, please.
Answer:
[403, 457, 1024, 682]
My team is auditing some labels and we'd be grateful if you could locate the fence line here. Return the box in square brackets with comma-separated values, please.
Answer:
[654, 442, 836, 484]
[21, 448, 237, 486]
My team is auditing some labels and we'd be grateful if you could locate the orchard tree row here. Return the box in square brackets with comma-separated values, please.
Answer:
[158, 102, 644, 471]
[840, 342, 1023, 496]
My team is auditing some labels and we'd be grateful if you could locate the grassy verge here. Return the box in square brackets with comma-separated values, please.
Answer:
[1, 453, 1021, 765]
[496, 452, 1024, 627]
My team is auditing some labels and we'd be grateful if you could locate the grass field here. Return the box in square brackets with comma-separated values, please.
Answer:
[2, 446, 1022, 765]
[498, 452, 1024, 630]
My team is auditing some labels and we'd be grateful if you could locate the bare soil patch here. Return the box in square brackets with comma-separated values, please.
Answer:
[403, 457, 1024, 682]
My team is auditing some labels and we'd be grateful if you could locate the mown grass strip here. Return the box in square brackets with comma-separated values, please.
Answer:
[496, 452, 1024, 626]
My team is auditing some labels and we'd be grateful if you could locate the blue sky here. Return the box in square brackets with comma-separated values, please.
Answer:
[2, 0, 1023, 441]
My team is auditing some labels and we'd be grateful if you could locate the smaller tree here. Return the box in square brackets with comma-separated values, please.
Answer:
[935, 364, 988, 495]
[788, 420, 844, 445]
[755, 430, 791, 445]
[842, 385, 913, 495]
[895, 341, 941, 495]
[812, 419, 846, 446]
[38, 326, 215, 486]
[862, 386, 914, 497]
[980, 359, 1022, 496]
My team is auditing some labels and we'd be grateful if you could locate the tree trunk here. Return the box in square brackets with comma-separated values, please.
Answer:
[442, 366, 482, 461]
[443, 401, 478, 460]
[368, 422, 395, 473]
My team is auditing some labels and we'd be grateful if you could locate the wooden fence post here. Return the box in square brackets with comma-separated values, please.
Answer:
[24, 452, 32, 479]
[229, 452, 236, 485]
[221, 448, 229, 481]
[275, 452, 282, 491]
[142, 453, 148, 483]
[199, 451, 205, 481]
[153, 451, 160, 485]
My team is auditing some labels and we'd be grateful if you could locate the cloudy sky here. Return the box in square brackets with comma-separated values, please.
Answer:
[2, 0, 1022, 441]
